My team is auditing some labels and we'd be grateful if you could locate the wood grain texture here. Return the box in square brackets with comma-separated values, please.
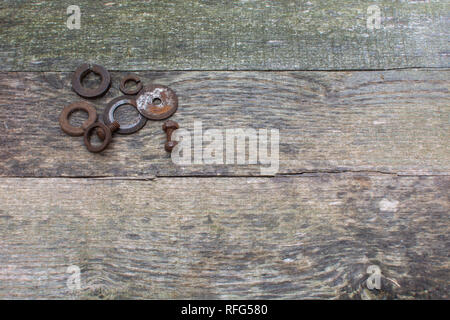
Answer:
[0, 70, 448, 177]
[0, 0, 448, 71]
[0, 175, 448, 299]
[1, 0, 448, 301]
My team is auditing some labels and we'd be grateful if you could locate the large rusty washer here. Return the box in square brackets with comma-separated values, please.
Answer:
[72, 63, 111, 98]
[59, 101, 98, 136]
[136, 84, 178, 120]
[103, 96, 147, 135]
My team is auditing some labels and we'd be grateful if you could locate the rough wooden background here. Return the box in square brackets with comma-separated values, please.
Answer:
[1, 0, 449, 71]
[0, 0, 449, 299]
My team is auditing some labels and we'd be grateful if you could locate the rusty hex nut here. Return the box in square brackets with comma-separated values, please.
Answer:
[165, 140, 177, 152]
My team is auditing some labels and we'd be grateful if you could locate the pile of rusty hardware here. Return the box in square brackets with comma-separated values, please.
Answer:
[59, 63, 179, 153]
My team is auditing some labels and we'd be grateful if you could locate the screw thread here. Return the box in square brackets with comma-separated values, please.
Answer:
[109, 121, 120, 133]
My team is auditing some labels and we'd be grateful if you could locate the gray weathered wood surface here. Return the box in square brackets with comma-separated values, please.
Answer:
[0, 0, 448, 71]
[0, 0, 449, 300]
[0, 175, 448, 299]
[1, 70, 448, 177]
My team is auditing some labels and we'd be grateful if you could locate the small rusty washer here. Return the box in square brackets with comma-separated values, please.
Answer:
[119, 74, 143, 95]
[59, 101, 98, 136]
[72, 63, 111, 98]
[136, 84, 178, 120]
[103, 96, 147, 135]
[84, 121, 120, 153]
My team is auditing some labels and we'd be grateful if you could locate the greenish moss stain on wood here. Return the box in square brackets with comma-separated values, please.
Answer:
[0, 0, 448, 71]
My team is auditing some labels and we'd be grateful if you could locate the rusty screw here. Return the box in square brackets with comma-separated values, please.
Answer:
[84, 121, 120, 153]
[96, 121, 119, 140]
[162, 120, 179, 152]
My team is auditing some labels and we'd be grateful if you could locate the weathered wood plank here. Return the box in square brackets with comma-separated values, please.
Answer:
[0, 0, 448, 71]
[0, 175, 448, 299]
[0, 70, 448, 177]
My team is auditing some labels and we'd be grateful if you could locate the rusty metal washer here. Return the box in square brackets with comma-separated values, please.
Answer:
[136, 84, 178, 120]
[120, 74, 143, 95]
[59, 101, 98, 136]
[103, 96, 147, 135]
[72, 63, 111, 98]
[84, 121, 120, 153]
